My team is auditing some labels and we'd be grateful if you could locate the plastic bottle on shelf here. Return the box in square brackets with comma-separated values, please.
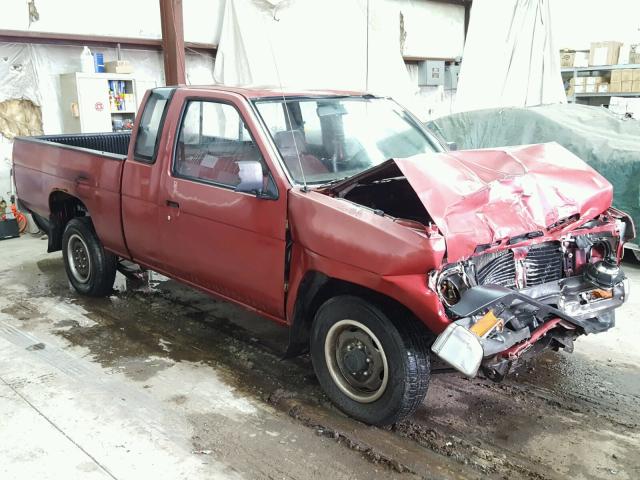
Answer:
[80, 46, 94, 73]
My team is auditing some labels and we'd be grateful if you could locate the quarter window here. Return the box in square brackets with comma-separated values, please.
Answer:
[134, 88, 172, 163]
[174, 100, 266, 189]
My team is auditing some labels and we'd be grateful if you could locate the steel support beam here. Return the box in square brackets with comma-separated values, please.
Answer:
[159, 0, 186, 85]
[0, 29, 216, 55]
[464, 1, 472, 42]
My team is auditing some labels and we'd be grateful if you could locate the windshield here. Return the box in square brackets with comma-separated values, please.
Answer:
[254, 97, 440, 184]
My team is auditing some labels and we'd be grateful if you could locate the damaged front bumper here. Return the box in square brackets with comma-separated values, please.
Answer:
[431, 272, 629, 378]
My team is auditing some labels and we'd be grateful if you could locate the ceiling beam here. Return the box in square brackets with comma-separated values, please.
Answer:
[403, 55, 456, 63]
[426, 0, 472, 7]
[0, 29, 216, 55]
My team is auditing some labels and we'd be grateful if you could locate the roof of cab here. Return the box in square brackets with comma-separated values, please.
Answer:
[179, 84, 369, 99]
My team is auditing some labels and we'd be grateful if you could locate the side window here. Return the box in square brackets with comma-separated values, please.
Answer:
[134, 88, 172, 163]
[174, 100, 267, 189]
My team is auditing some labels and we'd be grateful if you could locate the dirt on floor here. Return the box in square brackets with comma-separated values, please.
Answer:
[0, 235, 639, 480]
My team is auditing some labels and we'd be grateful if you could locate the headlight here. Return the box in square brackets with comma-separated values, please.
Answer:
[588, 242, 607, 262]
[434, 266, 469, 307]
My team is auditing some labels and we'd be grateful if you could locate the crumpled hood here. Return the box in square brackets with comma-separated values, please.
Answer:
[394, 142, 613, 262]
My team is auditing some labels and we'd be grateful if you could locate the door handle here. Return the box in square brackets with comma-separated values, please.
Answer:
[166, 200, 180, 208]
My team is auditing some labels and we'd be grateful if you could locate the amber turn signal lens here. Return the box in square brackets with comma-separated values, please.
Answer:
[591, 289, 613, 300]
[470, 310, 503, 337]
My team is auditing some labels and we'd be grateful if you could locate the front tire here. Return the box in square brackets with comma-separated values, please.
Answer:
[310, 295, 431, 426]
[62, 218, 117, 297]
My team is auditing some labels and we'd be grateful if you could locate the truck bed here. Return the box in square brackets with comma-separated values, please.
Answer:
[13, 132, 130, 257]
[35, 132, 131, 156]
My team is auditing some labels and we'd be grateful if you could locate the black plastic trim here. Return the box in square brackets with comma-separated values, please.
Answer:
[15, 135, 127, 161]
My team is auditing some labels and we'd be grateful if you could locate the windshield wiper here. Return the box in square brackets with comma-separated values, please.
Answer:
[316, 176, 352, 188]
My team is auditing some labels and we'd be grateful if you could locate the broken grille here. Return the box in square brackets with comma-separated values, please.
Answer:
[524, 242, 563, 286]
[476, 241, 563, 289]
[476, 250, 517, 288]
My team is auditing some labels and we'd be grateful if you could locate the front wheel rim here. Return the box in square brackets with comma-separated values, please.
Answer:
[324, 319, 389, 403]
[67, 233, 91, 283]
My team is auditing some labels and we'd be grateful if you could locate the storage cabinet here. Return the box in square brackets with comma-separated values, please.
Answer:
[59, 73, 157, 133]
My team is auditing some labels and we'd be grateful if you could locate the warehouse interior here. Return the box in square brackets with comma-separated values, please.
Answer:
[1, 1, 640, 479]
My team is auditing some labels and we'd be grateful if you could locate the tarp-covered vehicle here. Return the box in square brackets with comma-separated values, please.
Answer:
[425, 103, 640, 259]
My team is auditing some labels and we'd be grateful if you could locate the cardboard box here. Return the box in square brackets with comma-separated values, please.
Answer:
[105, 60, 133, 74]
[633, 80, 640, 93]
[574, 85, 586, 93]
[618, 44, 631, 64]
[629, 44, 640, 64]
[560, 50, 575, 68]
[566, 86, 575, 97]
[611, 70, 623, 82]
[585, 76, 602, 85]
[633, 69, 640, 81]
[597, 83, 610, 93]
[570, 77, 586, 86]
[622, 69, 634, 82]
[610, 81, 622, 93]
[573, 51, 589, 67]
[622, 80, 633, 92]
[585, 84, 597, 93]
[589, 41, 622, 66]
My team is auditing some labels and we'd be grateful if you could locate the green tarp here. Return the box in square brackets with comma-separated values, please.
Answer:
[426, 104, 640, 245]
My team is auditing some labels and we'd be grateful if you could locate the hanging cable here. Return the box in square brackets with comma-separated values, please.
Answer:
[365, 0, 370, 91]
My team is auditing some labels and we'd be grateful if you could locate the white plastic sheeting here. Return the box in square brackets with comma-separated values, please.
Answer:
[0, 45, 41, 106]
[0, 44, 40, 197]
[455, 0, 566, 113]
[0, 0, 225, 44]
[213, 0, 428, 118]
[0, 43, 214, 195]
[0, 42, 215, 131]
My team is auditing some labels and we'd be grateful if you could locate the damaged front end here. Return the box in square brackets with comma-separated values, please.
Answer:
[430, 224, 630, 380]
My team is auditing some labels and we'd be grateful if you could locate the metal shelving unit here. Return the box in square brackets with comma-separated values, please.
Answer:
[561, 64, 640, 103]
[574, 92, 640, 98]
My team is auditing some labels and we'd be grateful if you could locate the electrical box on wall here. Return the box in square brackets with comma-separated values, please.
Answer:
[445, 64, 461, 90]
[418, 60, 445, 86]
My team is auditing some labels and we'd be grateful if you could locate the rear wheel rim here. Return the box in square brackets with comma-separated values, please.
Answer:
[324, 319, 389, 403]
[67, 233, 91, 283]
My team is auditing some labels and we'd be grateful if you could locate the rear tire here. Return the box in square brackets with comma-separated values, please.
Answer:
[310, 295, 430, 426]
[62, 218, 117, 297]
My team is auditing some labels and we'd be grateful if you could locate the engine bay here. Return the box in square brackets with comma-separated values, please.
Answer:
[341, 176, 432, 225]
[332, 162, 435, 227]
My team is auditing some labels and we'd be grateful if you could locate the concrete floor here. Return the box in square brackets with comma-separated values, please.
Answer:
[1, 234, 639, 480]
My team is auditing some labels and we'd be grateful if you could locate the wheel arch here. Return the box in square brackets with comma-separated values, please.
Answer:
[47, 190, 90, 252]
[285, 270, 432, 358]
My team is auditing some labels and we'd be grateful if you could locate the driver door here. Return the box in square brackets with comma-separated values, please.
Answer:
[158, 91, 288, 320]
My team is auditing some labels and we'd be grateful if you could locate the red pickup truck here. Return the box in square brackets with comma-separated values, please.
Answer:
[13, 86, 634, 425]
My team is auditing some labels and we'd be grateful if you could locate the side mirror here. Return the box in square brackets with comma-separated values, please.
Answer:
[447, 141, 458, 151]
[235, 161, 264, 195]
